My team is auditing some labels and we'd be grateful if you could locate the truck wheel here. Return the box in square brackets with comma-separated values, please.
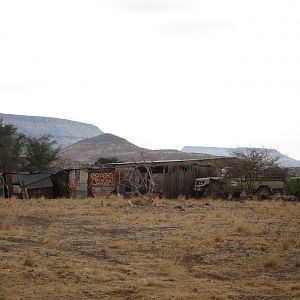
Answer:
[232, 192, 241, 199]
[221, 191, 229, 199]
[256, 187, 272, 200]
[195, 191, 204, 198]
[295, 191, 300, 201]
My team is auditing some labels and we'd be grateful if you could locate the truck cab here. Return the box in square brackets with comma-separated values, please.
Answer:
[194, 167, 242, 198]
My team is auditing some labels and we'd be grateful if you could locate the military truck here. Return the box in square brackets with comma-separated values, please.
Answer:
[194, 167, 287, 199]
[285, 177, 300, 200]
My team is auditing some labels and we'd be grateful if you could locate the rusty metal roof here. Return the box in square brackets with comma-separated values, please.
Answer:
[105, 157, 236, 166]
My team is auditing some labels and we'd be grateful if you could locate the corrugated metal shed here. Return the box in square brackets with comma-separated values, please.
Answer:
[106, 157, 239, 199]
[51, 158, 239, 199]
[3, 173, 53, 199]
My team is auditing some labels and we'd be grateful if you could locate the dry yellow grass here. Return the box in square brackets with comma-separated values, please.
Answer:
[263, 253, 281, 269]
[0, 197, 299, 299]
[214, 232, 225, 243]
[23, 253, 35, 267]
[1, 216, 14, 231]
[236, 222, 250, 234]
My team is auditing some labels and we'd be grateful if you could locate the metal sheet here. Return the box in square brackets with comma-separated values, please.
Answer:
[69, 170, 76, 189]
[91, 186, 115, 197]
[18, 174, 52, 188]
[80, 170, 88, 184]
[12, 185, 21, 194]
[76, 183, 88, 191]
[19, 175, 53, 190]
[75, 189, 87, 199]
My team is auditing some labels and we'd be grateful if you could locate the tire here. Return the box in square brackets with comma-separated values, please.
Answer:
[195, 191, 204, 198]
[256, 187, 272, 200]
[232, 192, 241, 199]
[295, 191, 300, 201]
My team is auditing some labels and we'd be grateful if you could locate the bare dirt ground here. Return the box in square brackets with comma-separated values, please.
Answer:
[0, 197, 299, 300]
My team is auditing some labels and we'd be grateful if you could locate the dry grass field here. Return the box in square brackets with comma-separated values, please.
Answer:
[0, 197, 299, 300]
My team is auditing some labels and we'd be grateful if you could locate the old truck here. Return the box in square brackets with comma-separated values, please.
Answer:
[193, 167, 297, 199]
[285, 177, 300, 200]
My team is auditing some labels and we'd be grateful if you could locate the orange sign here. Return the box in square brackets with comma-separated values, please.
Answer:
[90, 172, 115, 186]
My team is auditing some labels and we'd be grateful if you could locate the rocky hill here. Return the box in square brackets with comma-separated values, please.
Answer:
[0, 113, 102, 147]
[62, 133, 213, 164]
[182, 146, 300, 168]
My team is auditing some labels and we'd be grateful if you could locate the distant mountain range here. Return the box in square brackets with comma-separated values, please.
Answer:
[2, 113, 299, 167]
[0, 113, 102, 147]
[62, 133, 213, 164]
[182, 146, 300, 168]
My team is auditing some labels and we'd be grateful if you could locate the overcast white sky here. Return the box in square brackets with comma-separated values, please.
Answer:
[1, 0, 300, 159]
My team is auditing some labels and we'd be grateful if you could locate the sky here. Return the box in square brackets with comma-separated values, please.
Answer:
[1, 0, 300, 159]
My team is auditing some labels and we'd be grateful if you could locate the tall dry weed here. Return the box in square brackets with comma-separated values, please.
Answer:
[214, 232, 225, 243]
[236, 222, 249, 233]
[263, 254, 281, 269]
[1, 217, 14, 231]
[177, 194, 186, 202]
[23, 253, 35, 267]
[281, 235, 296, 251]
[43, 233, 55, 245]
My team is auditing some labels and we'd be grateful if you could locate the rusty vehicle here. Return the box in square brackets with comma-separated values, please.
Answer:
[194, 167, 286, 199]
[285, 176, 300, 200]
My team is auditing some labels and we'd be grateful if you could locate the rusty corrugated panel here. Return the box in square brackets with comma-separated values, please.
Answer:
[75, 186, 87, 198]
[56, 169, 89, 198]
[69, 188, 76, 198]
[76, 170, 88, 198]
[69, 170, 76, 189]
[75, 170, 80, 186]
[11, 174, 19, 185]
[80, 170, 88, 184]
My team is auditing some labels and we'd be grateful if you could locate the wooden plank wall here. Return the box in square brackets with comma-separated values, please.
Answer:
[162, 162, 216, 199]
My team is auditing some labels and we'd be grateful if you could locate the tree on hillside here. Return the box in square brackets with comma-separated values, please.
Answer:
[0, 120, 26, 172]
[93, 156, 120, 166]
[25, 134, 60, 173]
[230, 147, 282, 197]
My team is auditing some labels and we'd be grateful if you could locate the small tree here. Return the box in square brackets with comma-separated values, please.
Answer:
[93, 156, 120, 166]
[25, 134, 60, 173]
[0, 120, 26, 172]
[230, 147, 282, 196]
